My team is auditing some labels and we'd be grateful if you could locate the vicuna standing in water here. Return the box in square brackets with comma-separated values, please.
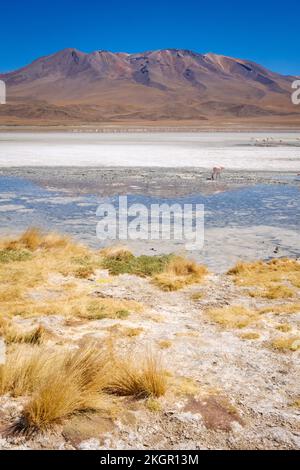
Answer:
[211, 166, 224, 180]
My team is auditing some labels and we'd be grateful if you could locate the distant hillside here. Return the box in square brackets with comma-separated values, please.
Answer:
[0, 48, 299, 127]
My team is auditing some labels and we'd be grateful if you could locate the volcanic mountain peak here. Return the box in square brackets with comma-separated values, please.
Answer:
[0, 48, 298, 126]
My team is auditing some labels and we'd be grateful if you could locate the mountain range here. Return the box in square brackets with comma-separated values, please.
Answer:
[0, 48, 299, 127]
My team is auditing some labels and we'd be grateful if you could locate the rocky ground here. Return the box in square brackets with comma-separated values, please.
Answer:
[0, 261, 299, 450]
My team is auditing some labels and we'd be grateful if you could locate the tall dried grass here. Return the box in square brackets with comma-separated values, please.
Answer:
[100, 245, 133, 261]
[0, 342, 167, 432]
[1, 343, 108, 431]
[105, 354, 167, 398]
[0, 314, 46, 345]
[153, 256, 208, 291]
[207, 305, 260, 329]
[228, 258, 300, 298]
[0, 229, 139, 319]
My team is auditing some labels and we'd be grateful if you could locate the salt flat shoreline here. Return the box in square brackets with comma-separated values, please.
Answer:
[0, 120, 300, 132]
[1, 166, 300, 198]
[0, 131, 300, 170]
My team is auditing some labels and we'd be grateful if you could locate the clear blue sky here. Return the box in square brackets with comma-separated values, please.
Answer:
[1, 0, 299, 75]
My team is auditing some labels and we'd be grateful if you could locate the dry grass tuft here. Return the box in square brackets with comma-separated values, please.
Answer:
[239, 331, 260, 340]
[249, 284, 295, 299]
[271, 335, 300, 352]
[101, 249, 208, 291]
[228, 258, 300, 298]
[105, 354, 167, 398]
[79, 298, 141, 321]
[107, 324, 144, 338]
[0, 343, 108, 431]
[191, 291, 204, 301]
[122, 327, 144, 337]
[102, 251, 171, 277]
[228, 258, 300, 277]
[158, 340, 173, 349]
[173, 376, 199, 396]
[100, 245, 133, 261]
[292, 399, 300, 408]
[0, 343, 107, 397]
[0, 314, 46, 345]
[146, 397, 162, 412]
[153, 256, 208, 291]
[0, 248, 32, 264]
[73, 266, 95, 279]
[275, 323, 292, 333]
[207, 305, 260, 329]
[258, 304, 300, 315]
[5, 325, 46, 345]
[1, 228, 76, 252]
[0, 229, 142, 320]
[0, 341, 167, 433]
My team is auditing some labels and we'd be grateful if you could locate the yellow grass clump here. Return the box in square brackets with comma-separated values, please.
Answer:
[0, 314, 46, 345]
[17, 344, 108, 432]
[0, 228, 143, 320]
[78, 298, 141, 321]
[271, 336, 300, 352]
[249, 284, 295, 300]
[100, 245, 133, 261]
[227, 258, 300, 297]
[153, 256, 208, 291]
[4, 325, 46, 345]
[146, 397, 162, 413]
[207, 305, 260, 329]
[158, 340, 173, 349]
[173, 376, 199, 396]
[0, 343, 107, 398]
[292, 399, 300, 408]
[0, 342, 167, 432]
[239, 331, 260, 340]
[275, 323, 292, 333]
[1, 228, 78, 252]
[107, 324, 144, 338]
[105, 354, 167, 398]
[258, 304, 300, 315]
[101, 248, 208, 291]
[191, 291, 204, 301]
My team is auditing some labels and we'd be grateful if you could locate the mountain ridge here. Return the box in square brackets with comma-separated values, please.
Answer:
[0, 48, 299, 126]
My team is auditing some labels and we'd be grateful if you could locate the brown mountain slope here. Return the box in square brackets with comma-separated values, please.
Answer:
[0, 48, 299, 127]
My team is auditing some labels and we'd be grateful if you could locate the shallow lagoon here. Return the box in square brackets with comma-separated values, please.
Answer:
[0, 174, 299, 272]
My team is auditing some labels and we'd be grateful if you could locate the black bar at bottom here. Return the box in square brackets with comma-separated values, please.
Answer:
[0, 449, 298, 466]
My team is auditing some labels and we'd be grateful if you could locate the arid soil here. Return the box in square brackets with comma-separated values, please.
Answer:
[1, 259, 299, 450]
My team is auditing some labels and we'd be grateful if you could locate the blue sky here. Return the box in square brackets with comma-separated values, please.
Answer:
[1, 0, 299, 75]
